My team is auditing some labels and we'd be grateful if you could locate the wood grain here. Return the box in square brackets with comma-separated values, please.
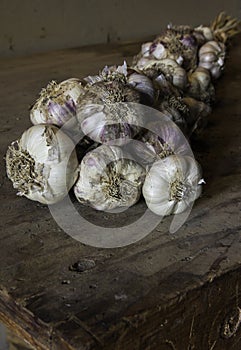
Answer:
[0, 37, 241, 349]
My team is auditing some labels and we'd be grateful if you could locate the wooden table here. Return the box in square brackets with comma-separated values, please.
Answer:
[0, 35, 241, 350]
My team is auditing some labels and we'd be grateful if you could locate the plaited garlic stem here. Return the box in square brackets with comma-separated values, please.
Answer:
[211, 12, 241, 43]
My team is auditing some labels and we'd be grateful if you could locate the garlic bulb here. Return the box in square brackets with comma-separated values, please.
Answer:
[182, 97, 211, 133]
[74, 145, 145, 210]
[143, 155, 203, 216]
[198, 41, 226, 79]
[157, 95, 189, 131]
[126, 118, 191, 168]
[30, 78, 86, 127]
[76, 80, 142, 145]
[187, 67, 215, 104]
[6, 125, 78, 204]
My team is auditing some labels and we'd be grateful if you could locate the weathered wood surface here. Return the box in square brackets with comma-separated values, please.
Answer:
[0, 36, 241, 350]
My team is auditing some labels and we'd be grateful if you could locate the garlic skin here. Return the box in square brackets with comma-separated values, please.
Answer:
[198, 41, 226, 79]
[6, 125, 78, 204]
[143, 155, 202, 216]
[74, 145, 145, 211]
[30, 79, 86, 127]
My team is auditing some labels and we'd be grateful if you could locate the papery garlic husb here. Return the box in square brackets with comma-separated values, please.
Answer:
[30, 78, 86, 127]
[6, 125, 78, 204]
[74, 145, 145, 211]
[143, 155, 203, 216]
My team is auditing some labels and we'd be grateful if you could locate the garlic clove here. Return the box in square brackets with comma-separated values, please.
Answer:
[151, 43, 167, 59]
[172, 66, 187, 90]
[6, 124, 78, 204]
[141, 42, 152, 57]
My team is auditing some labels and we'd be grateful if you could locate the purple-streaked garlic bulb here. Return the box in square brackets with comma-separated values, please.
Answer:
[126, 118, 191, 168]
[76, 80, 143, 145]
[30, 78, 86, 127]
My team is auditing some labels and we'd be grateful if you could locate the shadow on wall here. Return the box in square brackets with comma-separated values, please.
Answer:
[0, 0, 240, 57]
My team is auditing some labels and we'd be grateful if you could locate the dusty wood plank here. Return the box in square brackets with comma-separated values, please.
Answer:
[0, 36, 241, 349]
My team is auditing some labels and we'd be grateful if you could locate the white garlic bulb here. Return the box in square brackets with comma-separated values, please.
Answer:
[74, 145, 145, 211]
[6, 125, 78, 204]
[143, 155, 203, 216]
[198, 41, 226, 79]
[30, 78, 86, 127]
